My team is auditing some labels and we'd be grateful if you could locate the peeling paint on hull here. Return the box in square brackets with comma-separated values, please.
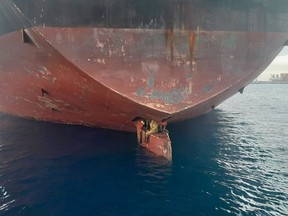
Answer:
[1, 0, 288, 132]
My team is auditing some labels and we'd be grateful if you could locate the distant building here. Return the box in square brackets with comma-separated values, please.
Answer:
[270, 73, 288, 82]
[253, 73, 288, 84]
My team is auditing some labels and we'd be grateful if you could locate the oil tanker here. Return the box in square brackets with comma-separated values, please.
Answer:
[1, 0, 288, 133]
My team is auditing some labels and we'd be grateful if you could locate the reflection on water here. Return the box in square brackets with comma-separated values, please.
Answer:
[210, 109, 287, 215]
[211, 88, 288, 216]
[135, 148, 172, 197]
[0, 186, 14, 211]
[169, 102, 288, 215]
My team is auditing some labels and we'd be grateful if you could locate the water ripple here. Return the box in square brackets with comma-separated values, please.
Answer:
[0, 186, 15, 212]
[214, 85, 288, 215]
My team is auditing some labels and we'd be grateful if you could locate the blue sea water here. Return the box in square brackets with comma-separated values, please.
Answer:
[0, 84, 287, 216]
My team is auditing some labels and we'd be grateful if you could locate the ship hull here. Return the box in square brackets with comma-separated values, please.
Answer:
[1, 0, 288, 132]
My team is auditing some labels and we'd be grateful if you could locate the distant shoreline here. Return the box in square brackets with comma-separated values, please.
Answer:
[252, 81, 288, 84]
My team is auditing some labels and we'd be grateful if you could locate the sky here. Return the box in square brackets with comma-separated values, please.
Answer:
[256, 46, 288, 81]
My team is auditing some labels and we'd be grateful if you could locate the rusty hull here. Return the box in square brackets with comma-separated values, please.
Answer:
[0, 29, 171, 132]
[0, 27, 288, 132]
[1, 0, 288, 132]
[140, 132, 172, 161]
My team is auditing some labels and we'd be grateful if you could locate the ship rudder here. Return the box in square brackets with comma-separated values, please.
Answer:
[133, 119, 172, 161]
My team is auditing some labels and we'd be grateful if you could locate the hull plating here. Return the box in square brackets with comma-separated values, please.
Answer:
[0, 0, 288, 131]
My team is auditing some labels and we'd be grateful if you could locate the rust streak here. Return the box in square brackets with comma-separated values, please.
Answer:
[170, 29, 174, 62]
[189, 30, 196, 69]
[165, 29, 174, 62]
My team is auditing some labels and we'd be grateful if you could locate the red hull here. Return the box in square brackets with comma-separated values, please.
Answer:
[139, 132, 172, 161]
[0, 27, 288, 131]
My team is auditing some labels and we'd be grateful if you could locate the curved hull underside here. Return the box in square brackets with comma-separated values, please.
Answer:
[0, 0, 288, 132]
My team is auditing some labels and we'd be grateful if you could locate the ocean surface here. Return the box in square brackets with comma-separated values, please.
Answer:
[0, 84, 287, 216]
